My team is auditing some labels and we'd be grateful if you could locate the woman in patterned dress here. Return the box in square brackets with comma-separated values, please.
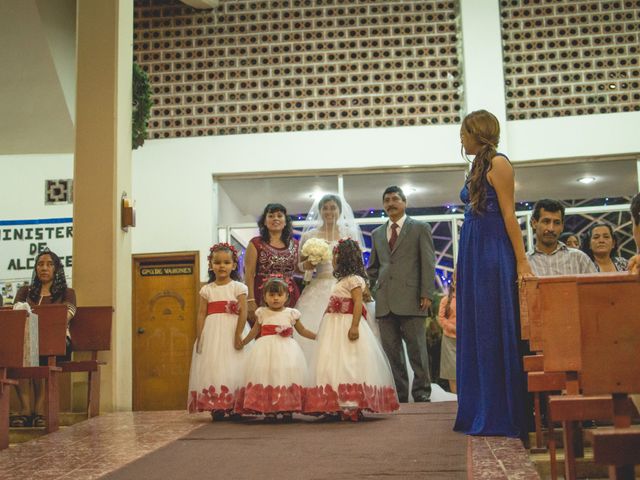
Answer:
[244, 203, 300, 324]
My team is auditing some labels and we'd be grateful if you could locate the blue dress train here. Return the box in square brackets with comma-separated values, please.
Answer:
[454, 176, 526, 438]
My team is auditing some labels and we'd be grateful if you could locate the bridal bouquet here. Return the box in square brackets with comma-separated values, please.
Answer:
[301, 238, 332, 282]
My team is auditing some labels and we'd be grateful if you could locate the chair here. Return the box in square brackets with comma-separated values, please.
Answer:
[7, 304, 67, 433]
[0, 311, 25, 449]
[58, 306, 113, 417]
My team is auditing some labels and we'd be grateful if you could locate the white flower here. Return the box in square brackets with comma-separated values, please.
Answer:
[301, 238, 332, 266]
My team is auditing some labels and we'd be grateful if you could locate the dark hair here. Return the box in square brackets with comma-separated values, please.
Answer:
[382, 186, 406, 202]
[333, 239, 368, 282]
[631, 193, 640, 226]
[28, 249, 68, 303]
[581, 222, 619, 261]
[262, 277, 290, 306]
[532, 199, 565, 222]
[462, 110, 501, 214]
[257, 203, 293, 244]
[559, 231, 578, 244]
[207, 244, 241, 283]
[319, 194, 342, 213]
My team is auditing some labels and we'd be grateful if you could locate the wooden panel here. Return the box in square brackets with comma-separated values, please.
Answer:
[133, 252, 199, 411]
[592, 429, 640, 465]
[548, 395, 613, 421]
[523, 354, 544, 372]
[0, 311, 26, 367]
[32, 304, 68, 356]
[578, 278, 640, 395]
[527, 371, 566, 392]
[70, 306, 113, 351]
[519, 277, 539, 344]
[539, 280, 582, 372]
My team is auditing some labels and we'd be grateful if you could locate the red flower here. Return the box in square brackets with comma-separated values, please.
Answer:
[328, 296, 345, 314]
[275, 326, 293, 337]
[225, 301, 240, 315]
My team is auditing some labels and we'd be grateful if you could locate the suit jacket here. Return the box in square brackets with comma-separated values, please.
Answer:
[366, 216, 436, 317]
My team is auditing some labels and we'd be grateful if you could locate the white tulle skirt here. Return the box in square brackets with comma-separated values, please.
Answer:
[305, 312, 400, 413]
[294, 275, 335, 363]
[236, 335, 309, 414]
[187, 313, 250, 413]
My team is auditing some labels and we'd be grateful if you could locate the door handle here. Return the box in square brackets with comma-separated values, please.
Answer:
[137, 327, 145, 334]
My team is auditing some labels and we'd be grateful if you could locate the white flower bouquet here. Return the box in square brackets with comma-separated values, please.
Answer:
[301, 238, 332, 282]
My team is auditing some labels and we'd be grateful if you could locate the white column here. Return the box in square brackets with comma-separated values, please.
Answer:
[459, 0, 509, 150]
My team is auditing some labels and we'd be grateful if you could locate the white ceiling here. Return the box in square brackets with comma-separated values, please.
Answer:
[217, 158, 639, 221]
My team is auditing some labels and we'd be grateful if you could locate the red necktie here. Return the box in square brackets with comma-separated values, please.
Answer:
[389, 223, 399, 250]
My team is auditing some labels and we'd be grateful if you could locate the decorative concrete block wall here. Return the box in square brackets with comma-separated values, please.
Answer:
[133, 0, 464, 138]
[501, 0, 640, 120]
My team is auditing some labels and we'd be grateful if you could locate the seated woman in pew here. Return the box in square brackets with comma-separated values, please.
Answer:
[10, 249, 76, 428]
[581, 222, 628, 272]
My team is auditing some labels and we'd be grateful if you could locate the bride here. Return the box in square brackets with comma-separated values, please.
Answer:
[295, 194, 365, 362]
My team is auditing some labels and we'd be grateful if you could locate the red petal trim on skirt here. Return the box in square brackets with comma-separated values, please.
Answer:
[188, 384, 238, 413]
[236, 383, 305, 413]
[304, 383, 400, 414]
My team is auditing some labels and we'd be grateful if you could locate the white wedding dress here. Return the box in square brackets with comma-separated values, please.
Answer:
[294, 231, 338, 362]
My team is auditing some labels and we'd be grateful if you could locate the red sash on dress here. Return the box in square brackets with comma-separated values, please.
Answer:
[260, 324, 293, 337]
[324, 296, 368, 319]
[207, 301, 240, 315]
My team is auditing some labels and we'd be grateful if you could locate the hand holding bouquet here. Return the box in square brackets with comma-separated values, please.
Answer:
[301, 238, 331, 282]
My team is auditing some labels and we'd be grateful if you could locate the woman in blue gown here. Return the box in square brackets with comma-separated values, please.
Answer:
[453, 110, 533, 438]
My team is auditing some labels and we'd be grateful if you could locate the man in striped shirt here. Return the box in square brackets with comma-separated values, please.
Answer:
[527, 199, 596, 276]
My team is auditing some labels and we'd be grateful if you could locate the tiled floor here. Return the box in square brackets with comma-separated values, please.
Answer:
[0, 411, 205, 480]
[468, 436, 540, 480]
[1, 404, 539, 479]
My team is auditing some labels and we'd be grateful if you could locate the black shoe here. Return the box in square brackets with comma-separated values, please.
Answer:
[414, 396, 431, 403]
[211, 410, 226, 421]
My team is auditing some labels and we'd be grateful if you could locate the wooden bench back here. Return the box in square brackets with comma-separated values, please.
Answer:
[538, 277, 582, 372]
[535, 272, 640, 394]
[0, 310, 27, 367]
[519, 277, 542, 350]
[576, 274, 640, 395]
[32, 304, 68, 357]
[69, 306, 113, 352]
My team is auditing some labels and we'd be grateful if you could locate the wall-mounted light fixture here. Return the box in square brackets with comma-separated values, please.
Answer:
[121, 192, 136, 232]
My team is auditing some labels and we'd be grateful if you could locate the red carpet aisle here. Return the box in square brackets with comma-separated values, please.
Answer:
[103, 402, 466, 480]
[0, 403, 539, 479]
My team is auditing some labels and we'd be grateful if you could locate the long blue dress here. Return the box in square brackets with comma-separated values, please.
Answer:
[453, 176, 526, 438]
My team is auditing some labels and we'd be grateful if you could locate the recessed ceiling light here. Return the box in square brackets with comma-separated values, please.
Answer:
[577, 176, 596, 184]
[401, 184, 417, 194]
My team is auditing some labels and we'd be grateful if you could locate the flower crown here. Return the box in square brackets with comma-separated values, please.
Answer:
[333, 237, 355, 254]
[208, 242, 239, 263]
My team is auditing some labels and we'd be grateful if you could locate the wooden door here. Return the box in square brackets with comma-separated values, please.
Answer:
[132, 252, 199, 410]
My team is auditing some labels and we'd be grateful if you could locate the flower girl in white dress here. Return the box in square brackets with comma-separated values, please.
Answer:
[188, 243, 250, 421]
[305, 239, 400, 421]
[296, 194, 366, 363]
[238, 277, 316, 422]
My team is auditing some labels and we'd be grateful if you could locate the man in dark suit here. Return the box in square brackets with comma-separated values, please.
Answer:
[367, 186, 436, 402]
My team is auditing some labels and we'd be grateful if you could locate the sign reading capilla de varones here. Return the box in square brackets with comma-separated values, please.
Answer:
[140, 265, 193, 276]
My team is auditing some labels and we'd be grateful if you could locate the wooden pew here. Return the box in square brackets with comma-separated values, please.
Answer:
[0, 311, 25, 449]
[537, 272, 640, 480]
[58, 306, 113, 417]
[520, 276, 567, 452]
[7, 304, 67, 433]
[591, 428, 640, 480]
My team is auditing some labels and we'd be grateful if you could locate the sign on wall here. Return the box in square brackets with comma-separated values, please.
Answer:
[0, 217, 73, 305]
